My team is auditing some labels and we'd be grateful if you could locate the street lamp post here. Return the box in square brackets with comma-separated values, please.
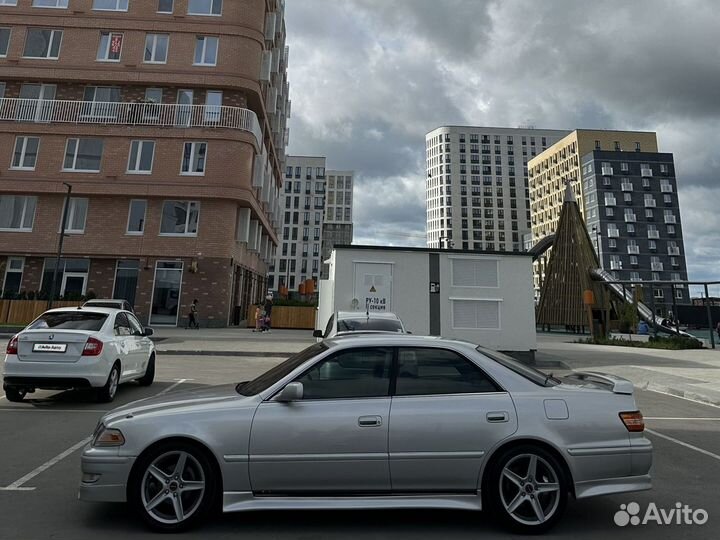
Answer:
[592, 226, 602, 269]
[48, 183, 73, 309]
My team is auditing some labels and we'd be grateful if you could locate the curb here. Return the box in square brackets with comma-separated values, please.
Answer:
[639, 381, 720, 408]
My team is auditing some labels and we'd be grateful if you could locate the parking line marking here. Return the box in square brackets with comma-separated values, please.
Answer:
[0, 436, 92, 491]
[647, 388, 720, 409]
[646, 428, 720, 462]
[645, 417, 720, 421]
[156, 378, 190, 395]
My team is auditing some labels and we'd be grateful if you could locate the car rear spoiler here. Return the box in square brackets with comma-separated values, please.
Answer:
[564, 371, 635, 395]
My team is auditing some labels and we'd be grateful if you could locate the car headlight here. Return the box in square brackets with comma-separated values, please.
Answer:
[92, 424, 125, 447]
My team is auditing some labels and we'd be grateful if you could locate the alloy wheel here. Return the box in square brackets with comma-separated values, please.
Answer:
[499, 453, 561, 525]
[108, 368, 119, 399]
[141, 451, 206, 525]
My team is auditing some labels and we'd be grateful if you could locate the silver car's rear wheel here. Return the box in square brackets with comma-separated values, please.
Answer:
[486, 445, 568, 533]
[141, 451, 206, 525]
[130, 441, 219, 532]
[499, 453, 560, 526]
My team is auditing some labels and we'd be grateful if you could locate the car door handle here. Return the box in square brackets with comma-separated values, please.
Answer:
[487, 411, 509, 423]
[358, 415, 382, 427]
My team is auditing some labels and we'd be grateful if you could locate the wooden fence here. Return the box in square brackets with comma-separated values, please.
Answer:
[0, 300, 82, 326]
[246, 305, 316, 330]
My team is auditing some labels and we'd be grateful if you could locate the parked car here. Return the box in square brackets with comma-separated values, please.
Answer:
[78, 334, 651, 533]
[3, 307, 155, 403]
[83, 299, 134, 312]
[314, 311, 407, 339]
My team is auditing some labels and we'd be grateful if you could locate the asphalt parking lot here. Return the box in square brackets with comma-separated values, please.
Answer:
[1, 353, 718, 540]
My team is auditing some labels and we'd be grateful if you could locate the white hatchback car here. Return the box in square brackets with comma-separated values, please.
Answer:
[3, 307, 155, 403]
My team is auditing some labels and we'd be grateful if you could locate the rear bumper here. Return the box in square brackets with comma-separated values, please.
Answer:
[575, 474, 652, 499]
[3, 354, 109, 388]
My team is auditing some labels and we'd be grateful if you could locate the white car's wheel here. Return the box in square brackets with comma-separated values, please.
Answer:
[129, 442, 219, 532]
[137, 354, 155, 387]
[96, 364, 120, 403]
[486, 445, 568, 533]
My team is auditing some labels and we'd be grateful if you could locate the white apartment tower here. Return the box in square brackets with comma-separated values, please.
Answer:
[270, 156, 354, 291]
[425, 126, 569, 252]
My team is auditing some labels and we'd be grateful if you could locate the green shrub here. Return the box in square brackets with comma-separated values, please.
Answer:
[578, 334, 703, 350]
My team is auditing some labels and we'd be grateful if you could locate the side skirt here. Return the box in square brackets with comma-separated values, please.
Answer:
[223, 491, 483, 513]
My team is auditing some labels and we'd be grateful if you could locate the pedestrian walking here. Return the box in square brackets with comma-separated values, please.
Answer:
[187, 299, 200, 329]
[263, 295, 273, 333]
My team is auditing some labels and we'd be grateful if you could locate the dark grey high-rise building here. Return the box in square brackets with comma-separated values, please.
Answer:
[580, 151, 688, 314]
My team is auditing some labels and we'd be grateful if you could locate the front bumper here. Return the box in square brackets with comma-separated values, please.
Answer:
[78, 448, 136, 503]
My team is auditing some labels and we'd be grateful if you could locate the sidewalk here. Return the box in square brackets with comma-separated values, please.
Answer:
[536, 332, 720, 407]
[152, 327, 315, 356]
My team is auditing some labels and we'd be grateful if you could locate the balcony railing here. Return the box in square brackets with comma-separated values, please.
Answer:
[644, 199, 656, 207]
[607, 228, 620, 238]
[648, 230, 660, 239]
[664, 214, 677, 224]
[602, 166, 614, 176]
[621, 182, 633, 191]
[660, 184, 673, 193]
[624, 213, 637, 222]
[0, 97, 263, 146]
[668, 247, 680, 255]
[651, 262, 664, 271]
[641, 168, 653, 177]
[627, 245, 640, 254]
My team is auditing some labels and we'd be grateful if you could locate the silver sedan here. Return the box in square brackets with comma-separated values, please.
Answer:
[79, 334, 652, 533]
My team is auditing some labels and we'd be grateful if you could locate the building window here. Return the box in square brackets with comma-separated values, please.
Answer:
[11, 136, 40, 170]
[113, 260, 139, 307]
[188, 0, 222, 15]
[675, 288, 683, 299]
[23, 29, 63, 58]
[61, 198, 88, 234]
[181, 142, 207, 175]
[144, 33, 169, 63]
[0, 28, 10, 57]
[654, 289, 664, 299]
[42, 258, 90, 297]
[160, 200, 199, 236]
[32, 0, 68, 7]
[194, 36, 218, 65]
[126, 200, 147, 235]
[0, 195, 36, 231]
[127, 140, 155, 174]
[157, 0, 173, 12]
[2, 257, 24, 295]
[0, 0, 18, 5]
[92, 0, 128, 10]
[96, 32, 123, 61]
[63, 138, 103, 172]
[204, 90, 222, 122]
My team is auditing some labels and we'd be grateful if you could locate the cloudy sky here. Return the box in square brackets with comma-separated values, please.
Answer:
[284, 0, 720, 282]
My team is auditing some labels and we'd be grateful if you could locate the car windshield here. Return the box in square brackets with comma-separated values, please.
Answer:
[476, 345, 559, 387]
[237, 342, 328, 396]
[337, 318, 404, 333]
[27, 311, 108, 332]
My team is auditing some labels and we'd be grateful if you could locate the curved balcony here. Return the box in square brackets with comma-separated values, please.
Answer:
[0, 98, 263, 147]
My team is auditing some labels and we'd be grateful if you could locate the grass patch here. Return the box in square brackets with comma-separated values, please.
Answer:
[578, 335, 704, 350]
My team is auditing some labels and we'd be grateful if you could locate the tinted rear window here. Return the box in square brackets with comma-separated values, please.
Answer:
[476, 345, 558, 387]
[85, 301, 122, 309]
[28, 312, 108, 332]
[337, 318, 404, 333]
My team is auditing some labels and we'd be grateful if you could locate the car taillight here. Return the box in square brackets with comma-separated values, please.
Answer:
[620, 411, 645, 432]
[82, 337, 104, 357]
[6, 335, 19, 355]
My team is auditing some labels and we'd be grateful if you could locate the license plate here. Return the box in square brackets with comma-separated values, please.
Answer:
[33, 343, 67, 353]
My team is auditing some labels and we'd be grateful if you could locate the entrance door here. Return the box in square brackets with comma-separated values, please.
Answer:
[175, 89, 193, 127]
[17, 84, 56, 122]
[61, 272, 87, 297]
[150, 261, 183, 326]
[249, 347, 393, 493]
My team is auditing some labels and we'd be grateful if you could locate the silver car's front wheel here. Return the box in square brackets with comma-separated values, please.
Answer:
[486, 445, 568, 533]
[130, 442, 218, 532]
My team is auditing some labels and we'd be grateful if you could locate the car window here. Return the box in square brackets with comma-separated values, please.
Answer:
[476, 345, 558, 387]
[295, 347, 393, 400]
[337, 318, 404, 333]
[85, 301, 121, 309]
[395, 347, 501, 396]
[323, 314, 335, 338]
[114, 313, 132, 336]
[126, 313, 144, 336]
[27, 311, 108, 331]
[238, 342, 328, 396]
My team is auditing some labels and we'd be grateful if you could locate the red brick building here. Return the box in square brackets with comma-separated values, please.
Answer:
[0, 0, 289, 326]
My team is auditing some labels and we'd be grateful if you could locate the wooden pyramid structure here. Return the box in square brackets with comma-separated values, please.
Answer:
[536, 183, 605, 326]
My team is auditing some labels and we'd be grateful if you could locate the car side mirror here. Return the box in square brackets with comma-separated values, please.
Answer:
[277, 382, 303, 402]
[143, 327, 154, 337]
[312, 330, 323, 338]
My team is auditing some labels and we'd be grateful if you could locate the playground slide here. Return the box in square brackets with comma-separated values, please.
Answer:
[590, 268, 694, 338]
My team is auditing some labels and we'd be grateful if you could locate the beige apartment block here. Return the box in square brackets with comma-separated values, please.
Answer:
[528, 130, 658, 294]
